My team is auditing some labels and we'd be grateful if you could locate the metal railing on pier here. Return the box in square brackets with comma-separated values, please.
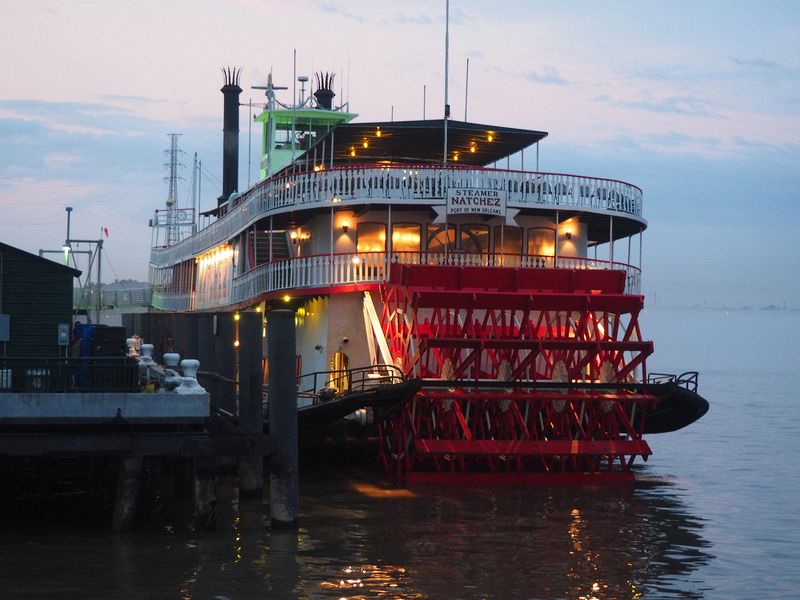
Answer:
[0, 357, 138, 393]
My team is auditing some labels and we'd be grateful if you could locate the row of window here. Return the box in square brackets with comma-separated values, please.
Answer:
[355, 223, 558, 256]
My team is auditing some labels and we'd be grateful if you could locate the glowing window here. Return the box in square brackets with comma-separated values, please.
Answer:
[426, 224, 456, 253]
[527, 227, 556, 257]
[460, 224, 489, 253]
[391, 223, 421, 252]
[492, 226, 523, 255]
[356, 222, 387, 253]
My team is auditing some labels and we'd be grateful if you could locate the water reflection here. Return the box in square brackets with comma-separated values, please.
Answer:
[0, 467, 712, 599]
[194, 466, 711, 599]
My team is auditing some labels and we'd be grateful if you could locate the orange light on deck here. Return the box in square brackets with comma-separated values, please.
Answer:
[350, 146, 356, 157]
[452, 151, 459, 161]
[362, 139, 369, 148]
[375, 127, 382, 137]
[234, 312, 240, 321]
[283, 294, 291, 303]
[470, 142, 477, 153]
[487, 131, 495, 142]
[233, 339, 240, 348]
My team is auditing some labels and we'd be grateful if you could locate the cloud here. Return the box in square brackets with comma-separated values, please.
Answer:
[594, 94, 719, 117]
[44, 153, 80, 167]
[524, 65, 568, 85]
[730, 57, 778, 68]
[100, 94, 168, 105]
[391, 12, 434, 25]
[0, 117, 43, 138]
[318, 3, 365, 22]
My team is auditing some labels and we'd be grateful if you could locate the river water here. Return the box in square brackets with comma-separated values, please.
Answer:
[1, 307, 798, 598]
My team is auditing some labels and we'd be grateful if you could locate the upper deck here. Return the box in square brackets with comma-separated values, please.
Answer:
[150, 164, 645, 268]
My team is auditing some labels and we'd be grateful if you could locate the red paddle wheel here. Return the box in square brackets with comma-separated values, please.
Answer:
[376, 263, 656, 483]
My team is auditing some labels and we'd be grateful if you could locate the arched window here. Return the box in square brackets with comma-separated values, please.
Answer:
[460, 224, 490, 254]
[426, 224, 456, 254]
[492, 226, 523, 255]
[527, 227, 556, 257]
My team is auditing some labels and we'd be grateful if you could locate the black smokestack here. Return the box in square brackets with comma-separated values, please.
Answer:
[313, 72, 336, 111]
[219, 66, 242, 207]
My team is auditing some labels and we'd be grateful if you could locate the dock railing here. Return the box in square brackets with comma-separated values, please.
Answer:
[0, 357, 139, 394]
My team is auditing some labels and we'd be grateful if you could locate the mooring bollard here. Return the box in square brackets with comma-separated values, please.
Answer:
[267, 309, 299, 527]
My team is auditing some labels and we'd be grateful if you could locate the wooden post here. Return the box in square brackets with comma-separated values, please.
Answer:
[268, 309, 299, 528]
[239, 311, 265, 496]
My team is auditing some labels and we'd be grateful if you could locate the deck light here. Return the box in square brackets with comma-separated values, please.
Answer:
[362, 139, 369, 148]
[350, 146, 356, 157]
[376, 127, 382, 137]
[470, 142, 477, 153]
[565, 231, 573, 240]
[233, 339, 240, 348]
[342, 219, 350, 233]
[283, 294, 291, 303]
[332, 195, 342, 203]
[234, 312, 240, 321]
[487, 132, 494, 142]
[453, 151, 459, 161]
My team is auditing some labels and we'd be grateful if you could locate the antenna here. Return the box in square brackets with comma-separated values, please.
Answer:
[464, 58, 470, 121]
[443, 0, 450, 166]
[298, 75, 309, 105]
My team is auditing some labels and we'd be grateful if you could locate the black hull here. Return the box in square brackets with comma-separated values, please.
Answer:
[642, 383, 709, 434]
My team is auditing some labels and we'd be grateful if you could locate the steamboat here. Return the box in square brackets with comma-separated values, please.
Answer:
[148, 67, 707, 483]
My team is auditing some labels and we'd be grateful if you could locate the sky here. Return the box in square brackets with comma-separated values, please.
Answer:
[1, 0, 798, 308]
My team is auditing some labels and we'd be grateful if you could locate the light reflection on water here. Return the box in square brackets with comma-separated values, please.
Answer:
[0, 470, 712, 599]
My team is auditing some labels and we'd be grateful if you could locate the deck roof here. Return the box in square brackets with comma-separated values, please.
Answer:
[298, 119, 548, 168]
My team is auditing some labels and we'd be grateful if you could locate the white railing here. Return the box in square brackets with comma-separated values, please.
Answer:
[150, 252, 641, 311]
[150, 165, 644, 268]
[151, 290, 193, 312]
[73, 287, 152, 309]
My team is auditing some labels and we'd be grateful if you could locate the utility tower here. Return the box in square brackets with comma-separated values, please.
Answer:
[164, 133, 184, 246]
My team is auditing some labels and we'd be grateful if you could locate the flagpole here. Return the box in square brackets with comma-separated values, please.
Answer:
[443, 0, 450, 263]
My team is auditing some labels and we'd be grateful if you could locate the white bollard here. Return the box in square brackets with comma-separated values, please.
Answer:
[139, 344, 155, 367]
[176, 359, 207, 394]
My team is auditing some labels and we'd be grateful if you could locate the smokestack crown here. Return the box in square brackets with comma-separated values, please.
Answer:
[313, 72, 336, 110]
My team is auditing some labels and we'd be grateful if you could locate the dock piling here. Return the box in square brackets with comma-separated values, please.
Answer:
[267, 309, 299, 528]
